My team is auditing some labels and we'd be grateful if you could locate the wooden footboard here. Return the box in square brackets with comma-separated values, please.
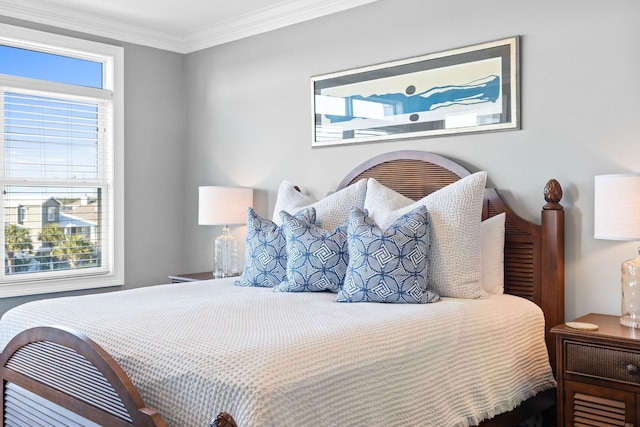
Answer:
[0, 326, 242, 426]
[0, 326, 167, 427]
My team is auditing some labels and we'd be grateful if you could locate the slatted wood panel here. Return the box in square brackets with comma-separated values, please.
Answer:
[565, 380, 632, 427]
[5, 382, 101, 427]
[340, 159, 466, 200]
[573, 393, 626, 426]
[0, 326, 166, 427]
[5, 340, 131, 422]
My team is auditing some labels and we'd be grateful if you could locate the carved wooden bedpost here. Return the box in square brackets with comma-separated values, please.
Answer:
[541, 179, 565, 375]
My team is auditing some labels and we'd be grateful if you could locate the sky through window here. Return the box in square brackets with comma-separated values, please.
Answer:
[0, 45, 102, 88]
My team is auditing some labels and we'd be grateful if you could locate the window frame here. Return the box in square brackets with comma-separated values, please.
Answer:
[0, 24, 124, 298]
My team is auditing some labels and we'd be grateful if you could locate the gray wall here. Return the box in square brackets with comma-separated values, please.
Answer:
[184, 0, 640, 322]
[0, 17, 187, 313]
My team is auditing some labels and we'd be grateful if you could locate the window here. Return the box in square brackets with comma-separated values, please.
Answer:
[17, 205, 26, 224]
[0, 24, 124, 297]
[47, 206, 57, 222]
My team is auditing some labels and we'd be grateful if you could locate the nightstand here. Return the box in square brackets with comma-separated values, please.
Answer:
[168, 271, 215, 283]
[168, 271, 240, 283]
[551, 313, 640, 427]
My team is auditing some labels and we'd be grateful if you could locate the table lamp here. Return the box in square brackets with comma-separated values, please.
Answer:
[594, 174, 640, 328]
[198, 186, 253, 278]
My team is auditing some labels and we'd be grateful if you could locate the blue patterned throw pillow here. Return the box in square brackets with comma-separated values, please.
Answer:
[237, 208, 316, 288]
[274, 209, 349, 293]
[336, 206, 440, 304]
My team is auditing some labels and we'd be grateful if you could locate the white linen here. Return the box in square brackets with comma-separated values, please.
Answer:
[272, 179, 367, 230]
[481, 213, 506, 294]
[0, 279, 555, 427]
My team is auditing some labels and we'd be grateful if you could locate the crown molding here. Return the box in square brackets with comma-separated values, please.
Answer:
[0, 1, 185, 52]
[0, 0, 377, 54]
[182, 0, 377, 53]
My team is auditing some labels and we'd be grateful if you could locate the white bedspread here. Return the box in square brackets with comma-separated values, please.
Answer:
[0, 279, 555, 427]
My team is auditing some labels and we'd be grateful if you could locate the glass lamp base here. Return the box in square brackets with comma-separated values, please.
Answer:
[621, 253, 640, 329]
[213, 225, 239, 279]
[620, 315, 640, 329]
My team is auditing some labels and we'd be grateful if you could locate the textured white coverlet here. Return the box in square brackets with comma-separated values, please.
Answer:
[0, 279, 555, 427]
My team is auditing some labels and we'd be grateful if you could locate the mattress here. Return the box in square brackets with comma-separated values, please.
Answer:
[0, 279, 556, 427]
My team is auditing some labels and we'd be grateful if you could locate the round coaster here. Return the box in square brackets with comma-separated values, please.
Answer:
[566, 321, 599, 331]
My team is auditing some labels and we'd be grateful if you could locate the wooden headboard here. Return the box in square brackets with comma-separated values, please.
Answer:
[337, 150, 565, 370]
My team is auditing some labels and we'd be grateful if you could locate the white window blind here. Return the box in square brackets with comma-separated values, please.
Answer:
[4, 91, 111, 181]
[0, 24, 124, 297]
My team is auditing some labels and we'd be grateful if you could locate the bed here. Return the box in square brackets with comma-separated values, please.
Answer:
[0, 150, 564, 427]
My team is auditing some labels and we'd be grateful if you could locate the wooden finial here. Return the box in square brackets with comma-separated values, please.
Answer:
[212, 412, 238, 427]
[543, 179, 563, 210]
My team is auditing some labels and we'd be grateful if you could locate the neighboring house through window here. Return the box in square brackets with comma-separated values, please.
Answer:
[0, 24, 124, 297]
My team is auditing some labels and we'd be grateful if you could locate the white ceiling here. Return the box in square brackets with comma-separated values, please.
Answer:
[0, 0, 377, 53]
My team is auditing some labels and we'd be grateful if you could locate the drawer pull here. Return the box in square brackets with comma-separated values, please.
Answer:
[627, 364, 639, 375]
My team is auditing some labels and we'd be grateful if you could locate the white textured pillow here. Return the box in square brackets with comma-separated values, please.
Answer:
[481, 213, 505, 294]
[364, 172, 487, 299]
[272, 179, 367, 230]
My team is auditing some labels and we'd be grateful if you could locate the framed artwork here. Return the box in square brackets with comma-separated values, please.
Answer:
[311, 36, 520, 147]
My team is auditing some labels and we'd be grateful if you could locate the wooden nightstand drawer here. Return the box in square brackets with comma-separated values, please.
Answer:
[566, 340, 640, 385]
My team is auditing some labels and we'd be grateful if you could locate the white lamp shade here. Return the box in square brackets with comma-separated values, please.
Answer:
[198, 186, 253, 225]
[594, 174, 640, 240]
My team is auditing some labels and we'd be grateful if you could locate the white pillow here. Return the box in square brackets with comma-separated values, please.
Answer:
[481, 213, 505, 294]
[364, 172, 487, 299]
[272, 179, 367, 230]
